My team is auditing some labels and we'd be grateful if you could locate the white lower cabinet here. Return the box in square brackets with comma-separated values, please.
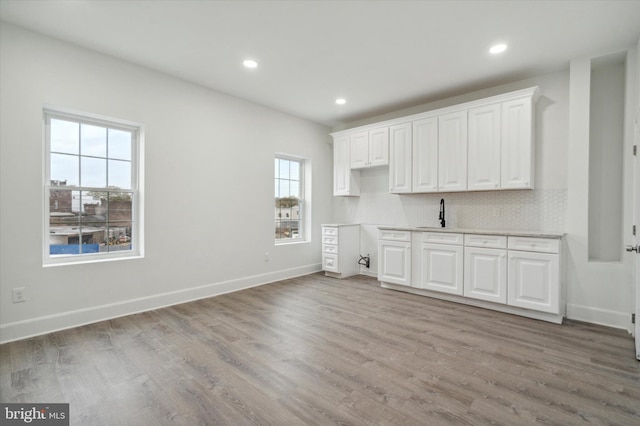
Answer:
[378, 230, 411, 286]
[322, 225, 360, 278]
[378, 229, 564, 323]
[418, 233, 464, 295]
[464, 247, 507, 303]
[507, 250, 560, 314]
[463, 234, 507, 303]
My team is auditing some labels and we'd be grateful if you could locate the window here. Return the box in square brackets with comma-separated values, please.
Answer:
[44, 107, 143, 264]
[275, 155, 304, 242]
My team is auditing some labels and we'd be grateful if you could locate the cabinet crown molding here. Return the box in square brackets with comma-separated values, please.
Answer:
[331, 86, 540, 138]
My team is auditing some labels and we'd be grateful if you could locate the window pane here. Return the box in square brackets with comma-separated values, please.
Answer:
[108, 159, 132, 189]
[108, 192, 133, 223]
[108, 129, 132, 160]
[81, 156, 107, 187]
[279, 159, 290, 180]
[107, 193, 133, 252]
[49, 189, 80, 255]
[290, 161, 300, 181]
[51, 153, 79, 186]
[274, 158, 280, 179]
[81, 191, 107, 250]
[81, 124, 107, 157]
[274, 180, 279, 197]
[278, 179, 290, 197]
[78, 220, 106, 254]
[50, 119, 79, 155]
[81, 190, 104, 216]
[290, 181, 300, 198]
[106, 222, 132, 252]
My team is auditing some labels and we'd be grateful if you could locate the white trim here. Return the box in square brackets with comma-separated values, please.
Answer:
[0, 264, 322, 344]
[566, 303, 633, 332]
[42, 106, 145, 265]
[275, 154, 308, 243]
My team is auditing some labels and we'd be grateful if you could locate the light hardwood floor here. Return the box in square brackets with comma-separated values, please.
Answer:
[1, 273, 639, 425]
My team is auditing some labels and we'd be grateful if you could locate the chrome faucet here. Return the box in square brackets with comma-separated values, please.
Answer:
[439, 198, 445, 228]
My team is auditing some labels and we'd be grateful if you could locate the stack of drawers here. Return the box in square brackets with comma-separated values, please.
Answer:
[321, 224, 360, 278]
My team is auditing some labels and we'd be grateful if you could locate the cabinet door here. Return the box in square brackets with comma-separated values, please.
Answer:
[468, 104, 501, 191]
[333, 136, 359, 196]
[438, 111, 468, 192]
[418, 243, 463, 295]
[389, 122, 413, 193]
[412, 117, 438, 192]
[464, 247, 507, 303]
[378, 240, 411, 286]
[369, 127, 389, 167]
[508, 251, 559, 313]
[501, 97, 534, 189]
[349, 131, 369, 169]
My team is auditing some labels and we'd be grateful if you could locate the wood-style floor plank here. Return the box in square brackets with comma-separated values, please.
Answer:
[1, 273, 638, 425]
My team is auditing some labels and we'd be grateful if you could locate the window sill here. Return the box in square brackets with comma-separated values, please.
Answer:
[43, 253, 143, 268]
[274, 239, 309, 246]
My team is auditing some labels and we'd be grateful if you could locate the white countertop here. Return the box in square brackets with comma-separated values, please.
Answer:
[378, 226, 564, 239]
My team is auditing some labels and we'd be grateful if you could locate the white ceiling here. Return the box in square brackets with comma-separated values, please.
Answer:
[1, 0, 640, 128]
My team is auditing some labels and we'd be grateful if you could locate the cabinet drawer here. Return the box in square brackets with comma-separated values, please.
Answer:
[322, 254, 339, 272]
[322, 226, 339, 236]
[322, 244, 338, 254]
[422, 232, 464, 245]
[322, 236, 338, 245]
[508, 236, 560, 254]
[378, 230, 411, 242]
[464, 234, 507, 249]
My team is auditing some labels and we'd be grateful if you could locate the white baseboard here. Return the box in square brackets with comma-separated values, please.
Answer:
[0, 263, 321, 344]
[566, 303, 633, 333]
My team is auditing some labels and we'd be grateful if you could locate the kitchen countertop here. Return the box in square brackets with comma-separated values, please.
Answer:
[378, 226, 564, 239]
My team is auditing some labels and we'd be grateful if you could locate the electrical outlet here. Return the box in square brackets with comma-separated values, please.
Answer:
[12, 287, 26, 303]
[492, 207, 500, 217]
[264, 251, 270, 262]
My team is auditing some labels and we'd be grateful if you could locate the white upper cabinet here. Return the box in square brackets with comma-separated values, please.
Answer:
[438, 111, 468, 192]
[389, 122, 412, 193]
[468, 103, 501, 190]
[349, 127, 389, 169]
[501, 97, 534, 189]
[369, 127, 390, 167]
[349, 131, 369, 169]
[412, 117, 438, 192]
[331, 86, 539, 196]
[333, 135, 360, 196]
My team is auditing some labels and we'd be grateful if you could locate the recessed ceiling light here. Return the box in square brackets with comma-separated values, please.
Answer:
[335, 98, 346, 105]
[243, 59, 258, 68]
[489, 44, 507, 54]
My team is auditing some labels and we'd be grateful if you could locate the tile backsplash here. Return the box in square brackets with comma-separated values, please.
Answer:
[333, 188, 566, 233]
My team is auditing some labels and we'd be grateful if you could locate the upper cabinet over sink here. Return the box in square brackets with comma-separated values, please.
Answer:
[331, 86, 540, 196]
[350, 126, 389, 169]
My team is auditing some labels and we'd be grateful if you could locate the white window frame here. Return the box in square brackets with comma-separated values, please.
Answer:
[43, 106, 144, 266]
[275, 154, 309, 245]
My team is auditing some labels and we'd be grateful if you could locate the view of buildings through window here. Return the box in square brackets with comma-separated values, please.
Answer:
[275, 156, 303, 241]
[46, 110, 139, 259]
